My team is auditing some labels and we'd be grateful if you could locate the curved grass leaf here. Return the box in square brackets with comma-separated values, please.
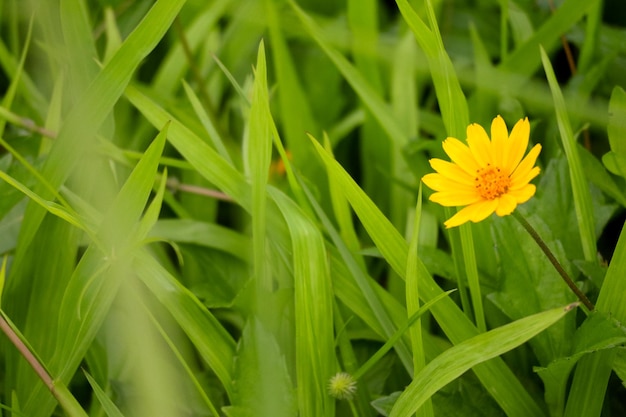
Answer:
[389, 303, 578, 417]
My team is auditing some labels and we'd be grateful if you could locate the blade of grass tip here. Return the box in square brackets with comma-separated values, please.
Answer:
[249, 40, 273, 296]
[212, 53, 251, 106]
[565, 223, 626, 416]
[83, 371, 124, 417]
[310, 137, 546, 416]
[135, 166, 168, 243]
[269, 188, 335, 417]
[182, 80, 233, 165]
[405, 184, 434, 417]
[540, 46, 597, 262]
[389, 303, 578, 417]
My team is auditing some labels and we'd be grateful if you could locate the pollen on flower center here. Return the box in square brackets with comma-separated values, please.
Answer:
[475, 164, 511, 200]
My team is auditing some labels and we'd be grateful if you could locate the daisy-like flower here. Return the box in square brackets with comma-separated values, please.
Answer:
[422, 115, 541, 228]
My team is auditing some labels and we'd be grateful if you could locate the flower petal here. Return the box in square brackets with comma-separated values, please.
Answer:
[467, 122, 493, 167]
[495, 194, 517, 216]
[503, 117, 530, 173]
[444, 199, 498, 228]
[442, 137, 480, 176]
[507, 184, 536, 204]
[430, 190, 482, 206]
[422, 173, 474, 193]
[510, 143, 541, 185]
[491, 115, 508, 168]
[510, 166, 540, 190]
[429, 158, 475, 185]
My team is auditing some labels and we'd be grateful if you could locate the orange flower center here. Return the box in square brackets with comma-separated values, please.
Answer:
[475, 164, 511, 200]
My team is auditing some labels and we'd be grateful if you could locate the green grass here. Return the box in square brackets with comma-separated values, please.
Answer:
[0, 0, 625, 416]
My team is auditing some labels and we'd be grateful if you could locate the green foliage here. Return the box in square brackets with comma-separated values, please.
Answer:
[0, 0, 625, 416]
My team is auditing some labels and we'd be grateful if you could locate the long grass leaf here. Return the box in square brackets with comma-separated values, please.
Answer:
[540, 47, 597, 261]
[249, 41, 273, 293]
[406, 185, 434, 417]
[270, 188, 335, 417]
[389, 303, 577, 417]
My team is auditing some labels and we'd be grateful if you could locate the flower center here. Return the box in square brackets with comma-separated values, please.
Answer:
[475, 164, 511, 200]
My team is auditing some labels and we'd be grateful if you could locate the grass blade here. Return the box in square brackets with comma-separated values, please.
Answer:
[389, 303, 578, 417]
[540, 46, 597, 261]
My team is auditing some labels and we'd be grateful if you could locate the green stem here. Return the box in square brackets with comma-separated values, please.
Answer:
[513, 211, 594, 311]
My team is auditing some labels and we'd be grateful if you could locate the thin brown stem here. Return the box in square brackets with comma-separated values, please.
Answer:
[166, 177, 234, 202]
[513, 211, 595, 311]
[0, 312, 53, 390]
[0, 106, 57, 139]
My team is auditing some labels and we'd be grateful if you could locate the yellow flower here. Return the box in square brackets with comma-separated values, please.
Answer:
[422, 115, 541, 228]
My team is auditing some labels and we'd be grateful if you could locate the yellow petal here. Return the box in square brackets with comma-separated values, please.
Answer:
[495, 194, 517, 216]
[466, 123, 493, 167]
[444, 199, 498, 228]
[511, 143, 541, 184]
[430, 190, 482, 206]
[503, 117, 530, 173]
[510, 166, 540, 190]
[442, 137, 480, 176]
[429, 159, 475, 185]
[491, 115, 508, 168]
[507, 184, 536, 204]
[422, 173, 473, 193]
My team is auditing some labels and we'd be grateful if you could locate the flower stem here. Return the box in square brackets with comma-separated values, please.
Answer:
[513, 211, 594, 311]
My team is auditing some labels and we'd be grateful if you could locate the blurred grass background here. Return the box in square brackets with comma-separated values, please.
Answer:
[0, 0, 625, 416]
